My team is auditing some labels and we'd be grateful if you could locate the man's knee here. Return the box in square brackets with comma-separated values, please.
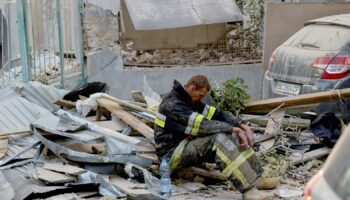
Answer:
[212, 133, 230, 143]
[212, 133, 238, 150]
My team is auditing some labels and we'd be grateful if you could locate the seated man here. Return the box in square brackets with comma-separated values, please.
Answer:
[154, 75, 269, 200]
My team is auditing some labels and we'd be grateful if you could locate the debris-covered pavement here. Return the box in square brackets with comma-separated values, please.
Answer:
[0, 80, 346, 200]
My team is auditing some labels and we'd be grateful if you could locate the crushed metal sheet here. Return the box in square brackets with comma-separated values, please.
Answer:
[15, 81, 69, 112]
[77, 171, 125, 197]
[56, 113, 88, 132]
[0, 96, 51, 131]
[124, 0, 243, 30]
[0, 86, 19, 101]
[0, 170, 15, 200]
[3, 143, 37, 161]
[32, 125, 153, 167]
[1, 162, 42, 200]
[57, 110, 140, 146]
[0, 134, 39, 164]
[32, 114, 102, 142]
[0, 141, 40, 167]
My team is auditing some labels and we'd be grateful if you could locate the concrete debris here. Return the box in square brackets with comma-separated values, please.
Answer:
[0, 81, 343, 200]
[179, 182, 207, 192]
[275, 186, 303, 198]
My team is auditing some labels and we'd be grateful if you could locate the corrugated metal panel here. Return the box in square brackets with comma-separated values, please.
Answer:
[124, 0, 243, 30]
[0, 97, 51, 130]
[0, 87, 19, 101]
[3, 135, 39, 161]
[16, 81, 69, 112]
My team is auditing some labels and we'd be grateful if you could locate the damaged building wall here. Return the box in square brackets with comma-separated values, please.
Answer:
[87, 47, 263, 101]
[81, 0, 121, 54]
[81, 1, 264, 100]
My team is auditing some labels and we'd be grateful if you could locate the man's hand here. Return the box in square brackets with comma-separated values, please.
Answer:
[232, 127, 249, 149]
[240, 123, 255, 147]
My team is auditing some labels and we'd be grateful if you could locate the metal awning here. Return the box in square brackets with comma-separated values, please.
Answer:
[124, 0, 243, 30]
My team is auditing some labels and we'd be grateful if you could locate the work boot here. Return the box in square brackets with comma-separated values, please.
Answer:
[255, 177, 279, 190]
[242, 187, 271, 200]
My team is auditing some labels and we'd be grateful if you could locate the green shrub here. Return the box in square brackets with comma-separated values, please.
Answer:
[210, 77, 250, 117]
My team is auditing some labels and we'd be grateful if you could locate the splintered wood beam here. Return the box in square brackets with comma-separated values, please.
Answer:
[100, 95, 156, 116]
[97, 98, 154, 139]
[242, 114, 310, 129]
[290, 147, 331, 166]
[53, 99, 76, 109]
[0, 139, 8, 159]
[243, 88, 350, 113]
[0, 127, 32, 136]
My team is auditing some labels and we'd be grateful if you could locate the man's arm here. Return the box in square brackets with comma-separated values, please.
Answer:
[200, 103, 255, 147]
[162, 101, 234, 137]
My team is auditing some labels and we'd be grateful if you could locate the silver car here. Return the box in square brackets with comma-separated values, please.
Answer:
[304, 125, 350, 200]
[263, 14, 350, 99]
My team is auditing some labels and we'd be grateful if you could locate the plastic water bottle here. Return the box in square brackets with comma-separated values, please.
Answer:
[159, 158, 172, 198]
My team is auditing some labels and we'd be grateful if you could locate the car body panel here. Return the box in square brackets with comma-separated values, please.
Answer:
[311, 175, 342, 200]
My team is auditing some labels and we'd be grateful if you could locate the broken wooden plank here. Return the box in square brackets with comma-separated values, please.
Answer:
[100, 95, 156, 116]
[36, 167, 75, 183]
[92, 120, 126, 131]
[43, 163, 86, 176]
[0, 139, 8, 159]
[190, 167, 227, 181]
[97, 98, 154, 139]
[243, 88, 350, 113]
[0, 127, 32, 136]
[53, 99, 76, 109]
[110, 175, 152, 199]
[290, 147, 331, 166]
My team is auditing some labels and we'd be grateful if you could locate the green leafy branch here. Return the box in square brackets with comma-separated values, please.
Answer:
[210, 77, 250, 117]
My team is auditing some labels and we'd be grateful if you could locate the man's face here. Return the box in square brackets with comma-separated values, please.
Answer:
[187, 85, 208, 103]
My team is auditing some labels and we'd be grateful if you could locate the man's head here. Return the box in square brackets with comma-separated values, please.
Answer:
[184, 75, 210, 103]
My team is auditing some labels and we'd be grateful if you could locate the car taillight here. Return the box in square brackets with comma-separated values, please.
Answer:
[312, 56, 350, 79]
[269, 52, 276, 64]
[304, 170, 323, 200]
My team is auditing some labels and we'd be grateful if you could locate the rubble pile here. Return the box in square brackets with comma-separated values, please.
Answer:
[121, 30, 262, 66]
[0, 81, 347, 200]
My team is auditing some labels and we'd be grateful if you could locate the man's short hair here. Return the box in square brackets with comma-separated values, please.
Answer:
[184, 75, 211, 91]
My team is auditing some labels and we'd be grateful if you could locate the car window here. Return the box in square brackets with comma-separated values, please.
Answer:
[281, 24, 350, 51]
